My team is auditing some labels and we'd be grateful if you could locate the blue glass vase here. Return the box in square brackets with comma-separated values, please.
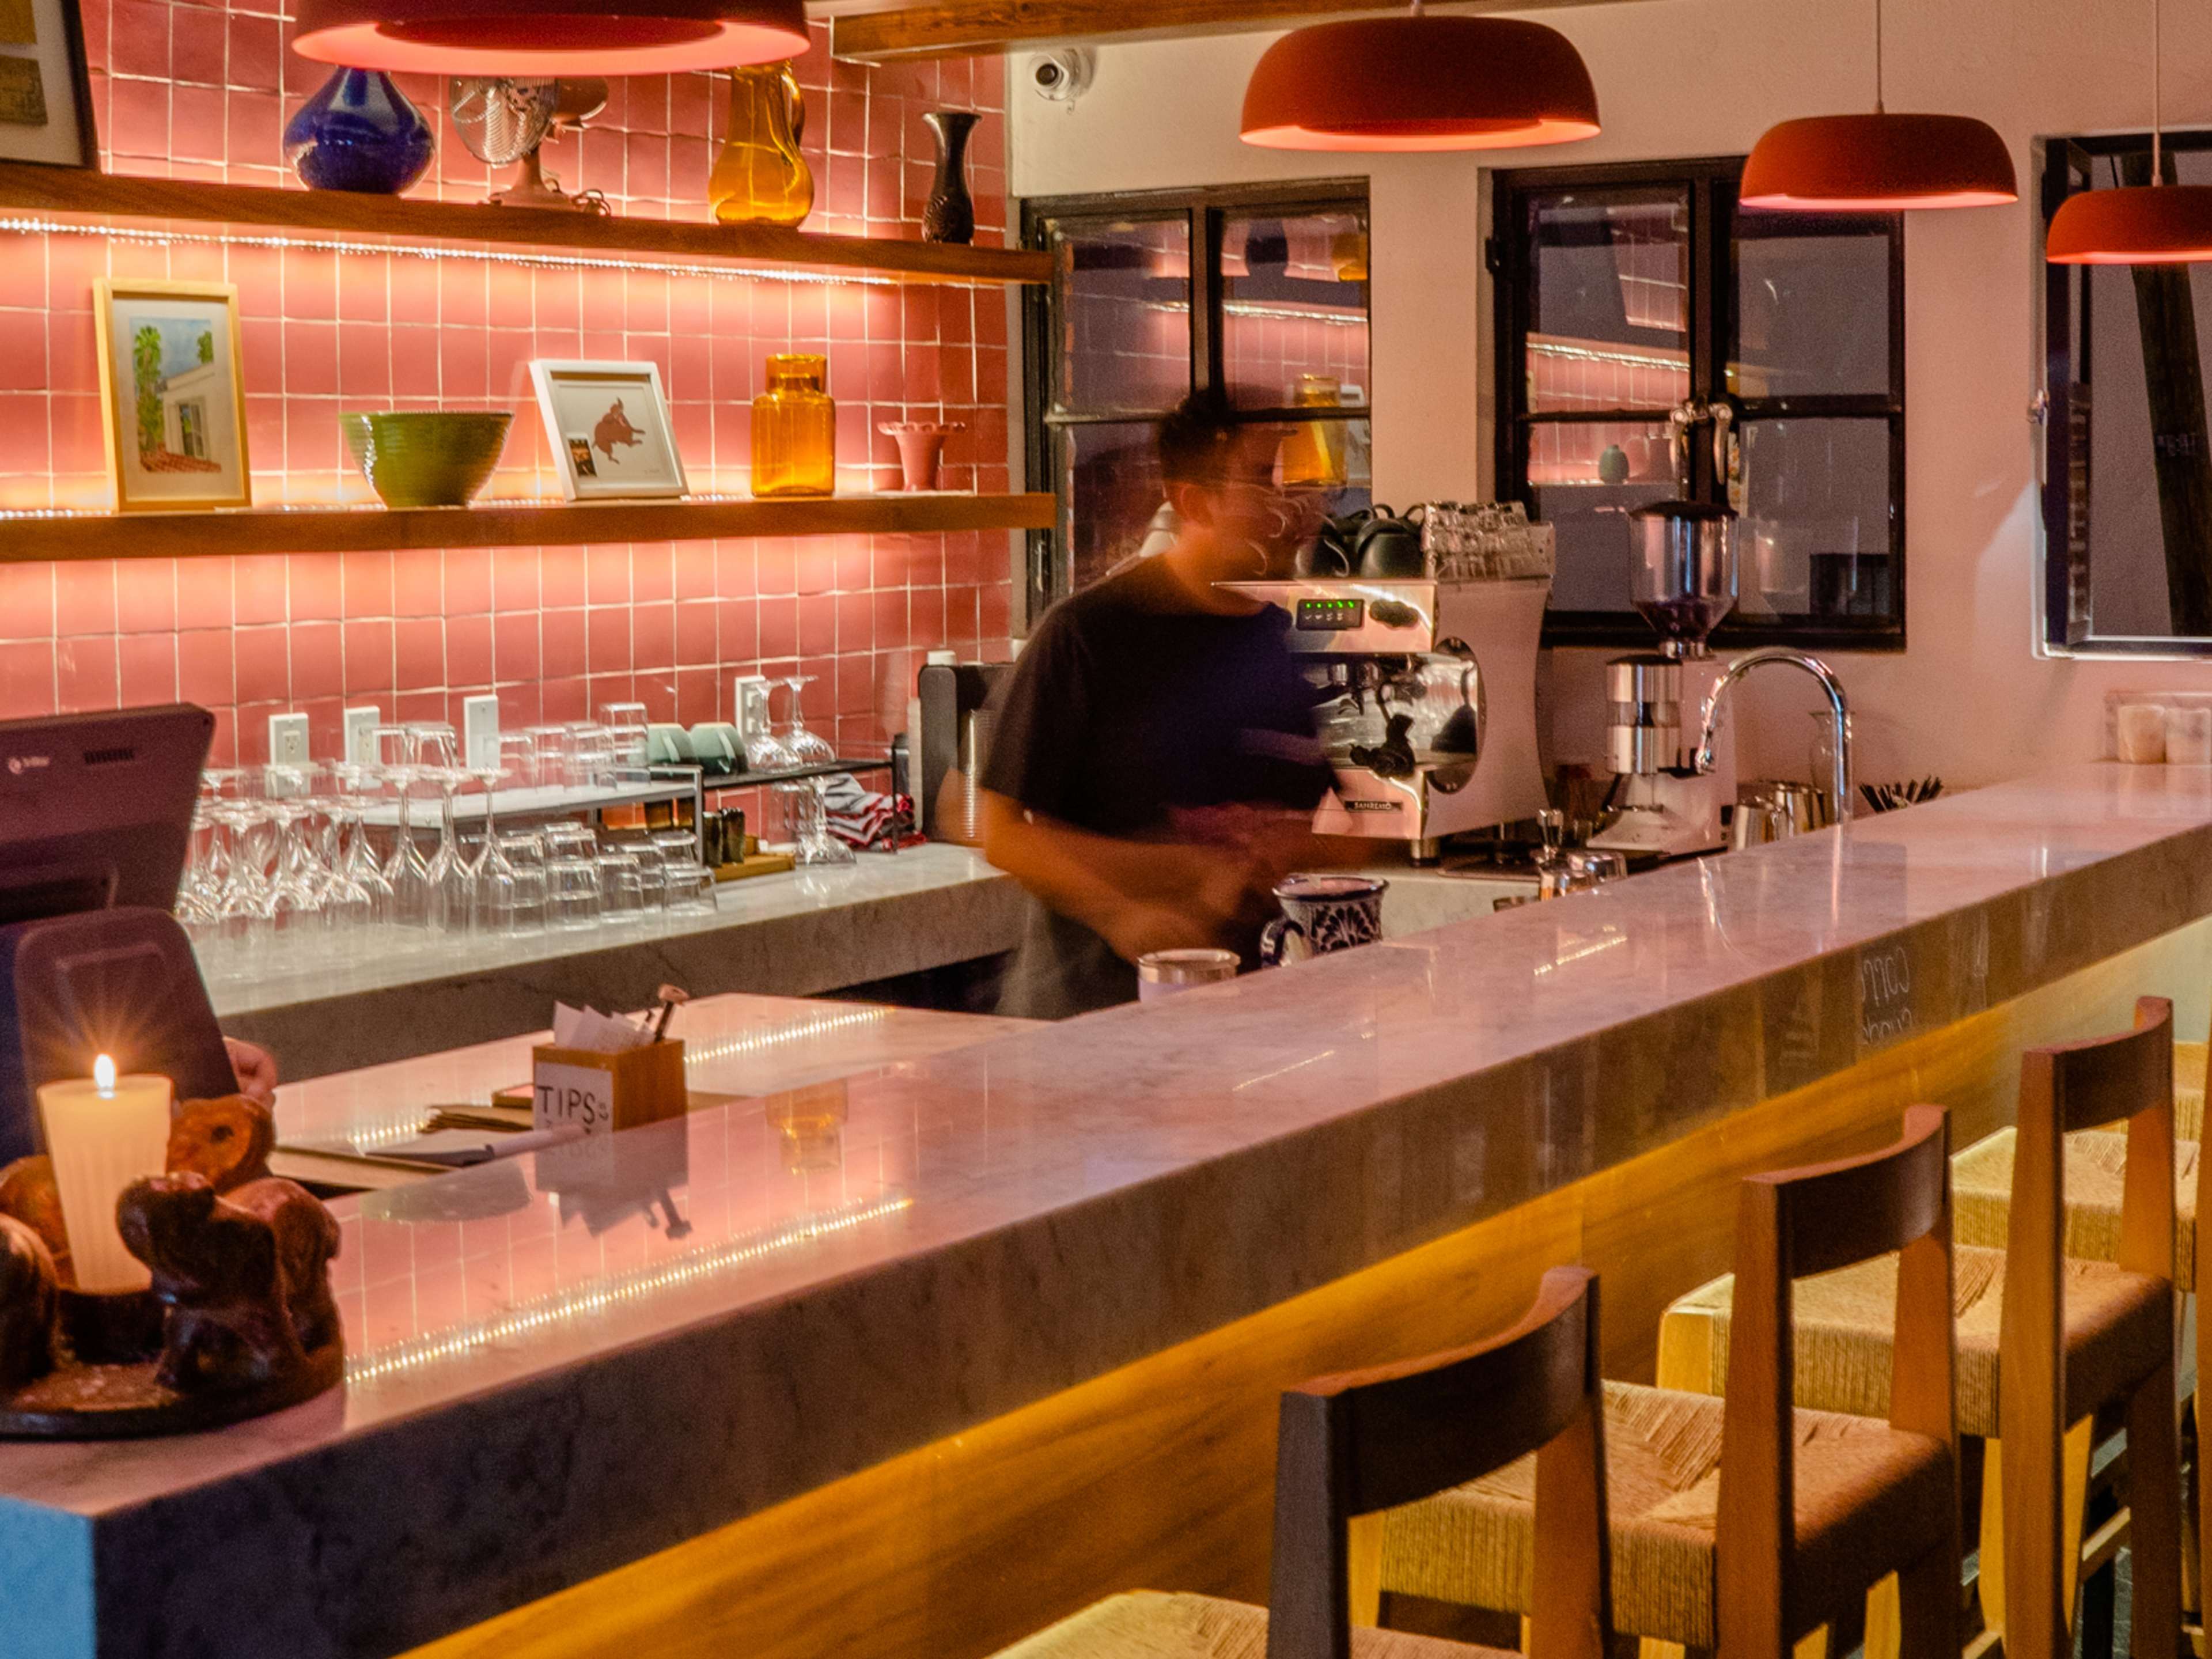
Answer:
[285, 68, 434, 195]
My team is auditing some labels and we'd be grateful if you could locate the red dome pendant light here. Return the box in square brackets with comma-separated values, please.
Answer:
[291, 0, 809, 78]
[1240, 0, 1599, 153]
[1740, 0, 2014, 211]
[2047, 0, 2212, 263]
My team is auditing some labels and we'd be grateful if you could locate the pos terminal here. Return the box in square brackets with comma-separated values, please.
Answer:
[0, 706, 234, 1163]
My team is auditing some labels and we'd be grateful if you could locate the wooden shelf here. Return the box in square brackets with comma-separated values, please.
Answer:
[0, 164, 1051, 287]
[0, 493, 1055, 562]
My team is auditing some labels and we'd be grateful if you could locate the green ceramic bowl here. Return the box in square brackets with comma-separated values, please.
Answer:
[342, 411, 513, 509]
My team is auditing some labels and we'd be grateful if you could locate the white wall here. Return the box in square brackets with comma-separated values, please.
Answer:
[1010, 0, 2212, 790]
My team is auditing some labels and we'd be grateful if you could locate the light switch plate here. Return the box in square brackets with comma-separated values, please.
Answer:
[463, 694, 501, 771]
[343, 706, 382, 768]
[267, 711, 310, 768]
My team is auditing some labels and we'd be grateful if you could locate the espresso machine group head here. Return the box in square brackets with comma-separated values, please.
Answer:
[1588, 501, 1738, 857]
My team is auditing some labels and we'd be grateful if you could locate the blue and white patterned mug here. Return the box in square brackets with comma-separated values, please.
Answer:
[1258, 874, 1388, 967]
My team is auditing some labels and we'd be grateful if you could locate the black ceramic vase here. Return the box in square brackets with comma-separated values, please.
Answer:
[922, 111, 980, 245]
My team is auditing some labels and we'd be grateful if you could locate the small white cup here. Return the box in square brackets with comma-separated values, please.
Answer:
[2118, 703, 2168, 764]
[2168, 706, 2212, 767]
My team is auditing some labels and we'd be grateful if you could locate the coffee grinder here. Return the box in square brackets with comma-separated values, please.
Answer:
[1588, 502, 1738, 857]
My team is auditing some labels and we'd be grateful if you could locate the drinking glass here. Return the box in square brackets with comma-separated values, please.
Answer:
[495, 831, 550, 935]
[260, 764, 327, 964]
[526, 726, 575, 794]
[546, 857, 603, 930]
[599, 703, 651, 767]
[423, 767, 477, 933]
[664, 863, 717, 914]
[497, 731, 541, 793]
[596, 850, 647, 921]
[331, 762, 396, 929]
[566, 724, 619, 789]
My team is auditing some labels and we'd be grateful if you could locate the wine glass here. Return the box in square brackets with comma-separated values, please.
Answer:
[779, 675, 836, 767]
[744, 678, 798, 773]
[374, 725, 433, 929]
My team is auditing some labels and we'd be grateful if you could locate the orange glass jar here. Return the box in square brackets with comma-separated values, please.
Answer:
[751, 354, 836, 498]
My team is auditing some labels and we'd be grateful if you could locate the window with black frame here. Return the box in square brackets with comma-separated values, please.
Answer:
[1494, 157, 1906, 650]
[1022, 183, 1372, 615]
[2041, 134, 2212, 655]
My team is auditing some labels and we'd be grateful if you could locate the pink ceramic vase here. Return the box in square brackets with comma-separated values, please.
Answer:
[878, 421, 965, 491]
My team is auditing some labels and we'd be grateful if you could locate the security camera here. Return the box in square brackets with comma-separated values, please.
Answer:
[1028, 48, 1096, 104]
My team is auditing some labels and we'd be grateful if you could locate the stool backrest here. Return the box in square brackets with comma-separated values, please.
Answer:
[1999, 997, 2176, 1659]
[1266, 1266, 1608, 1659]
[1717, 1105, 1956, 1657]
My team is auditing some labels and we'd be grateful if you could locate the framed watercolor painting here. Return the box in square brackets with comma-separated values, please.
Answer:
[0, 0, 96, 168]
[93, 280, 252, 513]
[529, 361, 688, 502]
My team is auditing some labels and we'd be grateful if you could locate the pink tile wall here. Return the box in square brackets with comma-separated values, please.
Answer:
[0, 11, 1017, 766]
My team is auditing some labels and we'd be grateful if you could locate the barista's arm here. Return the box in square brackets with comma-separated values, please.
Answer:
[979, 790, 1260, 963]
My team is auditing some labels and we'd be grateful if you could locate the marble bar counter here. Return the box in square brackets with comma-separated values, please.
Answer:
[7, 763, 2212, 1659]
[210, 844, 1026, 1079]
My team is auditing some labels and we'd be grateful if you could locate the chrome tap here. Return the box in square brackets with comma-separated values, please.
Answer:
[1694, 648, 1853, 826]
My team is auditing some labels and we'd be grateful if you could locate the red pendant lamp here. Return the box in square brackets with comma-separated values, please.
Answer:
[291, 0, 809, 77]
[2047, 0, 2212, 263]
[1240, 1, 1599, 153]
[1740, 0, 2014, 210]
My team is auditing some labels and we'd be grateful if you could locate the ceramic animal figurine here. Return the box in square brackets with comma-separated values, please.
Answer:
[167, 1096, 276, 1194]
[116, 1173, 339, 1394]
[0, 1214, 56, 1391]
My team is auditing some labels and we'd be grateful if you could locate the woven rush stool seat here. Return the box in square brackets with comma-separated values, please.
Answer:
[1658, 1245, 2170, 1438]
[1380, 1380, 1950, 1650]
[1953, 1126, 2199, 1291]
[994, 1591, 1502, 1659]
[987, 1268, 1616, 1659]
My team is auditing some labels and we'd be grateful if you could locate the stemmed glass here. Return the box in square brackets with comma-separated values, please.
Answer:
[374, 725, 433, 929]
[778, 675, 836, 767]
[319, 762, 384, 935]
[260, 764, 326, 963]
[745, 679, 798, 774]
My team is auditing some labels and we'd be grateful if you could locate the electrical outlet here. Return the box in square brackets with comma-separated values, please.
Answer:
[267, 712, 310, 768]
[343, 706, 381, 768]
[463, 695, 501, 771]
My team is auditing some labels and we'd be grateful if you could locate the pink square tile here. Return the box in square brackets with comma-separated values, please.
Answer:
[394, 616, 444, 688]
[234, 626, 290, 704]
[540, 609, 585, 678]
[540, 548, 586, 609]
[56, 635, 118, 711]
[342, 551, 393, 619]
[675, 599, 716, 664]
[446, 615, 492, 687]
[54, 561, 117, 637]
[289, 621, 343, 700]
[493, 613, 540, 684]
[342, 620, 395, 694]
[586, 607, 631, 675]
[632, 602, 675, 671]
[0, 641, 55, 719]
[234, 554, 287, 626]
[0, 566, 55, 643]
[117, 632, 178, 708]
[393, 547, 442, 617]
[757, 595, 797, 660]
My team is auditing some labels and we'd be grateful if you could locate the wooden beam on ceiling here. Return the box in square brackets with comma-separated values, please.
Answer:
[829, 0, 1638, 63]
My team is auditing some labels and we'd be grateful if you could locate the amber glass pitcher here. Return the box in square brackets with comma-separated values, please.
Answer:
[1278, 373, 1347, 488]
[752, 354, 836, 498]
[709, 65, 813, 228]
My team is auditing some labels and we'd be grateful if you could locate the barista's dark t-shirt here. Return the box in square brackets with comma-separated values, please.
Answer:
[980, 556, 1330, 1018]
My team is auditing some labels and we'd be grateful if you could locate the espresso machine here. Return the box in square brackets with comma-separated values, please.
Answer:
[1587, 502, 1739, 857]
[1219, 577, 1549, 861]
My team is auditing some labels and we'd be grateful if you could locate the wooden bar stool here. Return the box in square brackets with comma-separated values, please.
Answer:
[987, 1267, 1611, 1659]
[1653, 999, 2184, 1659]
[1375, 1108, 1960, 1659]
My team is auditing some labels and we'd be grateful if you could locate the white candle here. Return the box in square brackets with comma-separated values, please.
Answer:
[2169, 707, 2212, 767]
[37, 1055, 173, 1293]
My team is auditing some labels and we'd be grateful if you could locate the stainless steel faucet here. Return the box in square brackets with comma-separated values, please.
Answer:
[1693, 648, 1853, 826]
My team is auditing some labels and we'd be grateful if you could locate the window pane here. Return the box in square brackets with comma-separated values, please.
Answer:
[1524, 188, 1691, 413]
[1736, 418, 1894, 621]
[2068, 146, 2212, 641]
[1048, 217, 1191, 416]
[1526, 419, 1684, 613]
[1729, 212, 1893, 400]
[1222, 210, 1370, 410]
[1055, 421, 1164, 594]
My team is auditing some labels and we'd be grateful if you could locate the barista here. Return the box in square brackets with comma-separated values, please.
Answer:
[979, 390, 1337, 1018]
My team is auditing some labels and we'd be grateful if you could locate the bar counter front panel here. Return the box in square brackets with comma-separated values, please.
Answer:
[3, 762, 2210, 1659]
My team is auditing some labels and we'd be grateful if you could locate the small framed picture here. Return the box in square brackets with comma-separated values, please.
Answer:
[93, 280, 252, 513]
[0, 0, 97, 168]
[529, 361, 688, 502]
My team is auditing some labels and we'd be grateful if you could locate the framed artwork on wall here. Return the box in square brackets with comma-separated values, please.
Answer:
[92, 281, 252, 513]
[0, 0, 96, 168]
[529, 361, 688, 502]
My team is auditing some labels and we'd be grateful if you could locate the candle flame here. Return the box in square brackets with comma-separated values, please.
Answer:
[92, 1054, 115, 1094]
